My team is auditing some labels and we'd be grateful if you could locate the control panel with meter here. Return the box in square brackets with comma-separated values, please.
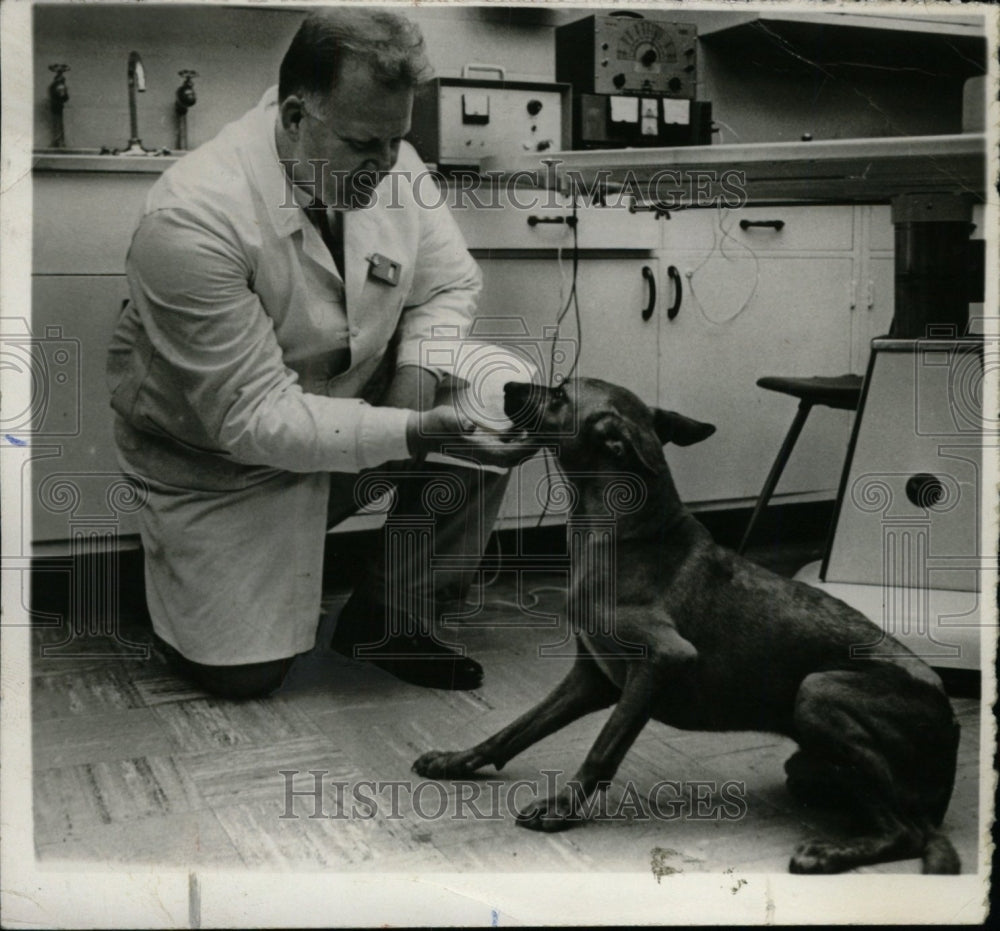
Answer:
[556, 12, 710, 149]
[408, 69, 571, 170]
[557, 12, 697, 98]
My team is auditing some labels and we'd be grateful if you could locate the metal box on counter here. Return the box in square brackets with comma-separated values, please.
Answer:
[556, 12, 710, 149]
[408, 71, 571, 170]
[556, 12, 697, 98]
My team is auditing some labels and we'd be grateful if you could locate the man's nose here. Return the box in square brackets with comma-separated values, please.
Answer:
[369, 140, 399, 174]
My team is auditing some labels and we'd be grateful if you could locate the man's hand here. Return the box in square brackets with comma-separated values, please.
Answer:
[405, 404, 474, 460]
[448, 427, 542, 469]
[392, 366, 540, 468]
[406, 406, 539, 468]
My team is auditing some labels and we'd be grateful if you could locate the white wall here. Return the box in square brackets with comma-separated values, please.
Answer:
[34, 3, 560, 152]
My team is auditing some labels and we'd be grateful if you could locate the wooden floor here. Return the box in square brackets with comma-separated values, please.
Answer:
[32, 549, 981, 875]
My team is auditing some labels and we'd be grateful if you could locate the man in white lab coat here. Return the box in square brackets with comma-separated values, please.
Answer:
[108, 9, 528, 697]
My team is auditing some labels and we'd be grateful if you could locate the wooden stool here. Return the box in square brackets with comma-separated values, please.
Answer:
[737, 374, 864, 555]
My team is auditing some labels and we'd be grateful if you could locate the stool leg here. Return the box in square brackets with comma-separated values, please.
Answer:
[737, 400, 813, 555]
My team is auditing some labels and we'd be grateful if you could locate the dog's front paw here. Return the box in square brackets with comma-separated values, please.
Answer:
[515, 789, 584, 833]
[789, 840, 849, 874]
[412, 749, 482, 779]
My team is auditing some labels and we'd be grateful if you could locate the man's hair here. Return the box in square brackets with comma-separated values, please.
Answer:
[279, 8, 432, 101]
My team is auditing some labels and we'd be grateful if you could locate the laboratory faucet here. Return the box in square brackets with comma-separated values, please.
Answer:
[174, 70, 198, 150]
[119, 50, 168, 156]
[48, 64, 70, 148]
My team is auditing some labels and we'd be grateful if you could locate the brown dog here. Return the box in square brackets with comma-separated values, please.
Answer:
[412, 377, 961, 874]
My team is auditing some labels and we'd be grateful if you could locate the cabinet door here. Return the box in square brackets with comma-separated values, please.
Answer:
[33, 173, 152, 274]
[29, 276, 137, 544]
[860, 202, 987, 361]
[658, 215, 857, 504]
[475, 256, 661, 524]
[855, 206, 897, 370]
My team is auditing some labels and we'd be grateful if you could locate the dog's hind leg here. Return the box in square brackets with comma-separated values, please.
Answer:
[412, 641, 620, 780]
[787, 668, 960, 874]
[784, 750, 856, 810]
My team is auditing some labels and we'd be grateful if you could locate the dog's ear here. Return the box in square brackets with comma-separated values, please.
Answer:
[593, 415, 666, 472]
[651, 408, 716, 447]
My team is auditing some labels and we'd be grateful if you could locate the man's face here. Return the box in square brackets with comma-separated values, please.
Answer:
[290, 56, 413, 210]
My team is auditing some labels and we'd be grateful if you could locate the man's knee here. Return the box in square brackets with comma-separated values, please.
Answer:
[185, 656, 293, 700]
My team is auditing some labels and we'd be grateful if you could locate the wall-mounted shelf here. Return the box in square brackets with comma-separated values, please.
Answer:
[33, 151, 181, 173]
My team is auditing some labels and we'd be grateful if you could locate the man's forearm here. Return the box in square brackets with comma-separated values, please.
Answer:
[380, 364, 439, 412]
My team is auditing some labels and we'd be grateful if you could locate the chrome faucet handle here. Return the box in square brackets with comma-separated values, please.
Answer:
[176, 70, 198, 110]
[48, 64, 70, 105]
[175, 69, 198, 151]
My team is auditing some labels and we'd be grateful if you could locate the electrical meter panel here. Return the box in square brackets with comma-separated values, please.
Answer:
[556, 12, 697, 99]
[409, 77, 571, 170]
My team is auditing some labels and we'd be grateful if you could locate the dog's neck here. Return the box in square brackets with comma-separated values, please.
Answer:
[569, 466, 690, 541]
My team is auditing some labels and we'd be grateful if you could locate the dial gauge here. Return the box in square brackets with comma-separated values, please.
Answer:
[616, 20, 678, 73]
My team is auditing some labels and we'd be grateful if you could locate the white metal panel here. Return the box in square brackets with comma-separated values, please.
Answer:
[825, 341, 983, 593]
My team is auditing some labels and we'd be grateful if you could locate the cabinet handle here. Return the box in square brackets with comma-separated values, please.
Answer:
[527, 214, 577, 228]
[739, 219, 785, 231]
[641, 266, 657, 321]
[666, 265, 682, 320]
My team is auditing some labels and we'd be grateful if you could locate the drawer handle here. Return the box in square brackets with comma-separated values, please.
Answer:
[739, 219, 785, 231]
[641, 266, 657, 321]
[527, 215, 578, 228]
[666, 265, 682, 320]
[629, 201, 672, 220]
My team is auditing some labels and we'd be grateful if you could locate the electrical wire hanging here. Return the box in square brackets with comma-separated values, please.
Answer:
[549, 194, 583, 383]
[686, 204, 761, 327]
[472, 193, 584, 598]
[536, 192, 583, 528]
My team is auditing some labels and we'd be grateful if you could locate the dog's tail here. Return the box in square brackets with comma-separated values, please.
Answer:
[922, 829, 961, 874]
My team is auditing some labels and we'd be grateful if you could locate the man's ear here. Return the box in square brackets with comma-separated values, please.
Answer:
[279, 95, 305, 137]
[651, 408, 716, 447]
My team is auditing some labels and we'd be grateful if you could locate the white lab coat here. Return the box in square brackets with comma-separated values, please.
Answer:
[107, 88, 483, 665]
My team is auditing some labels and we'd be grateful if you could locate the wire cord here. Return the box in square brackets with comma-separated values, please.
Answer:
[686, 205, 761, 327]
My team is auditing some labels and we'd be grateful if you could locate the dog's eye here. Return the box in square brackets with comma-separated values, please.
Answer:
[550, 384, 568, 404]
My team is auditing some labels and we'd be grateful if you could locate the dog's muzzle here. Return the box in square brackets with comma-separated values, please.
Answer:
[503, 381, 549, 430]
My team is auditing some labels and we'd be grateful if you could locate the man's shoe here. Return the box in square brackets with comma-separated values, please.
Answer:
[331, 602, 483, 691]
